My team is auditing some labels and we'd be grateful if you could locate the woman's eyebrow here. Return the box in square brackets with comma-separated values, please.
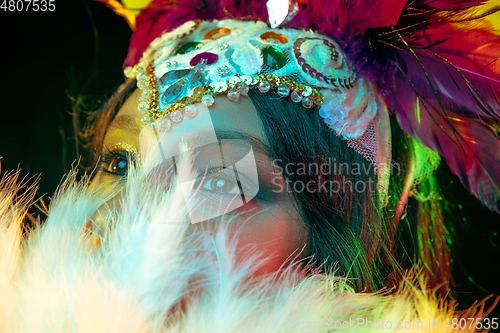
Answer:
[107, 115, 143, 135]
[213, 129, 271, 155]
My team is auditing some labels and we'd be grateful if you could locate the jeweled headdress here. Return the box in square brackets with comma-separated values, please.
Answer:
[100, 0, 500, 214]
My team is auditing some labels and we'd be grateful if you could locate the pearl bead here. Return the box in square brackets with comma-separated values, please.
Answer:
[137, 79, 148, 90]
[185, 105, 198, 117]
[237, 82, 249, 95]
[302, 96, 314, 109]
[170, 110, 183, 123]
[138, 102, 149, 113]
[202, 95, 215, 106]
[277, 85, 290, 97]
[258, 81, 271, 93]
[124, 66, 135, 79]
[290, 90, 302, 102]
[159, 119, 172, 131]
[227, 89, 240, 102]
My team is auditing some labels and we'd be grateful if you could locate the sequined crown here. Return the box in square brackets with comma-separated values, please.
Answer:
[124, 19, 379, 141]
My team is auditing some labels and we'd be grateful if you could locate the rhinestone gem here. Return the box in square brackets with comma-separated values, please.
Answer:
[202, 95, 215, 106]
[277, 85, 290, 97]
[302, 96, 314, 109]
[218, 42, 229, 51]
[237, 82, 249, 95]
[189, 52, 219, 66]
[260, 31, 289, 44]
[185, 105, 198, 117]
[227, 89, 240, 101]
[291, 90, 302, 102]
[190, 69, 210, 87]
[165, 61, 179, 69]
[262, 46, 286, 70]
[174, 41, 201, 55]
[124, 66, 134, 78]
[203, 27, 231, 40]
[170, 110, 184, 123]
[161, 78, 188, 104]
[217, 65, 231, 77]
[159, 69, 192, 86]
[258, 81, 271, 93]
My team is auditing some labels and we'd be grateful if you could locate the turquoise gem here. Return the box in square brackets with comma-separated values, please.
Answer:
[159, 69, 192, 86]
[161, 78, 188, 104]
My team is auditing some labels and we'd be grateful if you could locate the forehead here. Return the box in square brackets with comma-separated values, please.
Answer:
[104, 89, 268, 150]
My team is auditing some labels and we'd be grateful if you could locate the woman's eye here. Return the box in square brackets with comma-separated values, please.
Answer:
[197, 168, 259, 201]
[100, 150, 133, 176]
[201, 171, 239, 194]
[108, 157, 129, 175]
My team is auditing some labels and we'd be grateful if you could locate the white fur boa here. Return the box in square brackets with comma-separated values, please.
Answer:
[0, 167, 490, 333]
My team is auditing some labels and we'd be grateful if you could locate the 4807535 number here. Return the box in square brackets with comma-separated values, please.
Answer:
[1, 0, 55, 11]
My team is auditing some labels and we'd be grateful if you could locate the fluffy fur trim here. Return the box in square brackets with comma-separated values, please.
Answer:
[0, 167, 494, 332]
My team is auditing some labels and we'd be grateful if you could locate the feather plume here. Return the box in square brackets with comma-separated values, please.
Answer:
[0, 160, 494, 331]
[393, 82, 500, 212]
[377, 2, 500, 211]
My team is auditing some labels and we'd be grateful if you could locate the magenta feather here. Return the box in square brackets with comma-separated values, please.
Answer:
[393, 81, 500, 212]
[384, 10, 500, 211]
[400, 26, 500, 119]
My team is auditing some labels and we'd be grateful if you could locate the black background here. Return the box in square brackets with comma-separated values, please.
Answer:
[0, 0, 499, 320]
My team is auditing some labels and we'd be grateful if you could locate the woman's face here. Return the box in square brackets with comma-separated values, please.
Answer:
[90, 89, 309, 275]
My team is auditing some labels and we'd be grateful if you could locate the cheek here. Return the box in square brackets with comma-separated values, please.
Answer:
[222, 202, 309, 276]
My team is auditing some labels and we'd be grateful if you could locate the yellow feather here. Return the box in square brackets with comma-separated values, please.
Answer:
[483, 1, 500, 32]
[103, 0, 153, 30]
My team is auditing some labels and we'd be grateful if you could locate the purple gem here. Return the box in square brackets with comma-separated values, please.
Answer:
[189, 52, 219, 66]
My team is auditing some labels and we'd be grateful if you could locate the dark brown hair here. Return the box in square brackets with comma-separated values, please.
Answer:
[75, 82, 451, 292]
